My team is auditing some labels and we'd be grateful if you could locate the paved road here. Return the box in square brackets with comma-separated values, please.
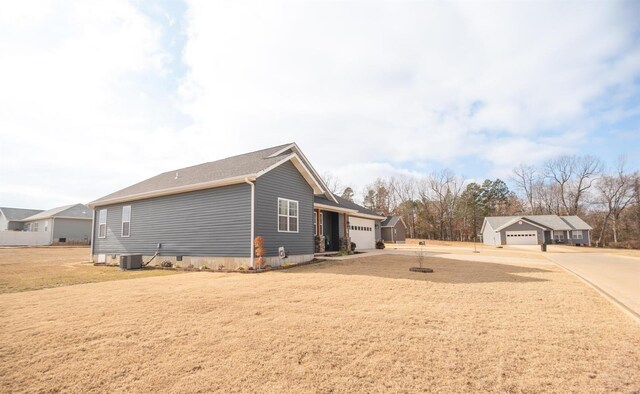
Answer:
[546, 252, 640, 318]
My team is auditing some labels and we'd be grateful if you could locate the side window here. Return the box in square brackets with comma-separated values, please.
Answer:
[121, 206, 131, 237]
[278, 198, 299, 233]
[98, 209, 107, 238]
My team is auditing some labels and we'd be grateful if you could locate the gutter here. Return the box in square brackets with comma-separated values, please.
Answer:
[244, 177, 255, 268]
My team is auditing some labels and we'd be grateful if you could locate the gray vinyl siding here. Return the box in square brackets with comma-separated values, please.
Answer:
[93, 184, 251, 256]
[255, 161, 314, 257]
[52, 218, 91, 243]
[569, 230, 590, 245]
[393, 222, 406, 242]
[374, 221, 381, 242]
[500, 222, 543, 245]
[381, 227, 392, 242]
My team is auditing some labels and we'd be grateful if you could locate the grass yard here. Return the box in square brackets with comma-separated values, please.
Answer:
[1, 252, 639, 392]
[0, 247, 181, 293]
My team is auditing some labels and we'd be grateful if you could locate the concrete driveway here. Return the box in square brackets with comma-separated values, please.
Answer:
[545, 252, 640, 319]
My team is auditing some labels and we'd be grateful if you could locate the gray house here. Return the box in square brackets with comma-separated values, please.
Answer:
[481, 215, 592, 246]
[380, 216, 407, 243]
[0, 207, 43, 231]
[21, 204, 93, 244]
[88, 143, 385, 269]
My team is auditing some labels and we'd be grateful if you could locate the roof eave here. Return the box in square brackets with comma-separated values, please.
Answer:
[88, 175, 255, 208]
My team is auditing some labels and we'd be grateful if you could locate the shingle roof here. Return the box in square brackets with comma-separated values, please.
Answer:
[560, 216, 592, 230]
[90, 143, 294, 206]
[381, 216, 402, 227]
[0, 207, 44, 221]
[22, 204, 92, 221]
[485, 215, 591, 231]
[314, 194, 384, 219]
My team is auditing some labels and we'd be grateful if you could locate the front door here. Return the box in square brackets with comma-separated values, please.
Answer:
[322, 211, 340, 251]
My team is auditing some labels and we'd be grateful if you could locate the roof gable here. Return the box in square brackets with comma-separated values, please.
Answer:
[381, 216, 405, 228]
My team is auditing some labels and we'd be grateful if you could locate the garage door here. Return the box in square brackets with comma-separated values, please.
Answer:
[349, 217, 375, 250]
[505, 230, 538, 245]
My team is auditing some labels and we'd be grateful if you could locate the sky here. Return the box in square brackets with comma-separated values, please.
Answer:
[1, 0, 639, 209]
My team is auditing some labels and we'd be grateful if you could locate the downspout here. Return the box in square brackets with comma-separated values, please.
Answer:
[89, 209, 96, 261]
[244, 178, 255, 268]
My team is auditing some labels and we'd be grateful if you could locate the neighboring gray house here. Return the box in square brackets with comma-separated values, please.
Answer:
[0, 207, 43, 231]
[481, 215, 592, 246]
[88, 143, 385, 269]
[21, 204, 93, 244]
[380, 216, 407, 244]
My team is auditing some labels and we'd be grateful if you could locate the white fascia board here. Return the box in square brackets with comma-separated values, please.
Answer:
[88, 175, 255, 208]
[267, 143, 296, 158]
[314, 203, 359, 214]
[351, 212, 387, 220]
[256, 153, 324, 194]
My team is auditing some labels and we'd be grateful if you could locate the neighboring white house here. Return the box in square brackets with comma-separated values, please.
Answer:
[481, 215, 592, 246]
[0, 204, 92, 246]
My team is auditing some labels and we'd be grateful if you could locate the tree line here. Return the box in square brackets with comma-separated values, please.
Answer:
[324, 154, 639, 248]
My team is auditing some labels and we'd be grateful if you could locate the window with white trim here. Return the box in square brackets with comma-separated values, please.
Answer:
[33, 222, 38, 232]
[44, 220, 49, 232]
[572, 231, 583, 239]
[278, 198, 298, 232]
[98, 209, 107, 238]
[121, 206, 131, 237]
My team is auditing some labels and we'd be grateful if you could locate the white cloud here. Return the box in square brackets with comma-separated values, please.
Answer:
[178, 0, 640, 189]
[0, 1, 638, 208]
[0, 1, 179, 208]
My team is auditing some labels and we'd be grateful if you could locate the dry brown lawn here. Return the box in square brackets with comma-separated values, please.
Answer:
[1, 253, 639, 393]
[0, 247, 181, 293]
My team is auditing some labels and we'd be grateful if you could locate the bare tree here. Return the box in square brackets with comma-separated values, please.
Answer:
[544, 154, 602, 215]
[512, 163, 538, 214]
[426, 169, 465, 240]
[569, 155, 602, 215]
[544, 155, 574, 214]
[595, 157, 636, 245]
[321, 172, 343, 195]
[392, 176, 417, 238]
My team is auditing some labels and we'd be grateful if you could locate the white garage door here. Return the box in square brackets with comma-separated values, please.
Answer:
[349, 217, 375, 250]
[505, 230, 538, 245]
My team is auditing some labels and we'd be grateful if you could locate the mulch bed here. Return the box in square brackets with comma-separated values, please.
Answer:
[409, 267, 434, 273]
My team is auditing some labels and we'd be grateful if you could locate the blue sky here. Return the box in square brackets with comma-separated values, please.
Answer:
[0, 0, 639, 209]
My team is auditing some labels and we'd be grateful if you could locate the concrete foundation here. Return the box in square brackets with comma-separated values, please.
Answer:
[93, 253, 314, 270]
